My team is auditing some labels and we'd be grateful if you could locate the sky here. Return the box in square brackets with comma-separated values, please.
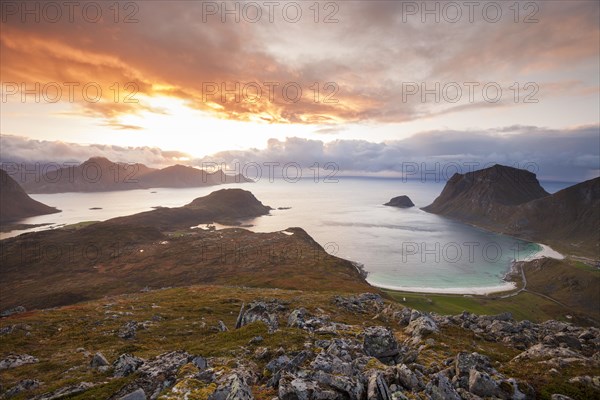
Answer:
[1, 0, 599, 181]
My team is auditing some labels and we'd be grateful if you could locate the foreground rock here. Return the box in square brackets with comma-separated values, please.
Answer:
[0, 354, 39, 370]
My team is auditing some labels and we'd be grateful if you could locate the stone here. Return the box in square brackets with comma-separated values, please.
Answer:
[0, 306, 26, 317]
[0, 354, 39, 370]
[237, 301, 279, 333]
[363, 326, 399, 363]
[118, 321, 138, 339]
[209, 373, 253, 400]
[550, 395, 574, 400]
[118, 388, 147, 400]
[37, 382, 94, 400]
[90, 352, 109, 368]
[405, 316, 438, 337]
[395, 364, 423, 391]
[4, 379, 42, 398]
[468, 369, 500, 398]
[367, 372, 392, 400]
[217, 320, 228, 332]
[453, 352, 492, 389]
[425, 373, 461, 400]
[113, 354, 144, 377]
[192, 356, 208, 370]
[111, 351, 192, 399]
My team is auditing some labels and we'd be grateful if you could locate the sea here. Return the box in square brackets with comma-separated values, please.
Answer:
[1, 178, 573, 294]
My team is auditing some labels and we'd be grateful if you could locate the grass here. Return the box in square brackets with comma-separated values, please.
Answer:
[383, 290, 563, 323]
[1, 284, 598, 399]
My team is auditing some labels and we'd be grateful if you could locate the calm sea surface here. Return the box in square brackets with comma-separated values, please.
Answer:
[1, 178, 573, 293]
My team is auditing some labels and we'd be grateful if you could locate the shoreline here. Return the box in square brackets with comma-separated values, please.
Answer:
[370, 242, 565, 296]
[369, 280, 517, 296]
[518, 243, 565, 261]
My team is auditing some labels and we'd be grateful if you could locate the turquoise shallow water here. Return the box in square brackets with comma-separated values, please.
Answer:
[2, 178, 564, 292]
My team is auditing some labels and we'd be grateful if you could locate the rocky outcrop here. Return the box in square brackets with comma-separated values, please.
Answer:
[363, 326, 400, 364]
[235, 301, 280, 333]
[384, 195, 415, 208]
[0, 354, 39, 370]
[113, 354, 144, 377]
[6, 295, 598, 400]
[110, 351, 193, 399]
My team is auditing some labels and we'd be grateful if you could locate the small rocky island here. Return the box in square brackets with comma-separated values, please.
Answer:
[384, 195, 415, 208]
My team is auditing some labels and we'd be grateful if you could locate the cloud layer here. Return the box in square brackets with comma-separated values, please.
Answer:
[3, 125, 598, 182]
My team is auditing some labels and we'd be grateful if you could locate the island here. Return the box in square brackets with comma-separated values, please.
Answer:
[384, 195, 415, 208]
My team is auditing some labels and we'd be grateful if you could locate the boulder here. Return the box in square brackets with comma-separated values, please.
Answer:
[37, 382, 94, 400]
[405, 316, 438, 337]
[118, 389, 147, 400]
[4, 379, 42, 398]
[453, 352, 492, 389]
[113, 354, 144, 378]
[236, 301, 279, 333]
[367, 372, 392, 400]
[90, 352, 109, 368]
[209, 373, 253, 400]
[0, 306, 26, 318]
[363, 326, 399, 363]
[468, 369, 500, 398]
[110, 351, 192, 399]
[425, 373, 461, 400]
[118, 321, 138, 339]
[0, 353, 39, 370]
[395, 364, 423, 391]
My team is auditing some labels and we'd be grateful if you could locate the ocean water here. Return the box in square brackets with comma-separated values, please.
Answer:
[1, 178, 571, 293]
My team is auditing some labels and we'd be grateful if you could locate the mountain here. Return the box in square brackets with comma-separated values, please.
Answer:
[422, 164, 549, 228]
[18, 157, 251, 193]
[506, 177, 600, 255]
[0, 169, 60, 223]
[20, 157, 153, 193]
[140, 165, 251, 188]
[423, 164, 599, 256]
[109, 188, 271, 230]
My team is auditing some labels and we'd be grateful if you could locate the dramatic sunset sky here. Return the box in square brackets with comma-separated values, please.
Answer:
[1, 1, 599, 180]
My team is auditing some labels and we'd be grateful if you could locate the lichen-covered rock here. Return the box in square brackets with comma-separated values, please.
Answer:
[4, 379, 42, 398]
[363, 326, 399, 363]
[236, 301, 279, 333]
[113, 353, 144, 378]
[468, 369, 500, 397]
[425, 373, 461, 400]
[405, 316, 438, 337]
[90, 352, 109, 368]
[0, 353, 38, 370]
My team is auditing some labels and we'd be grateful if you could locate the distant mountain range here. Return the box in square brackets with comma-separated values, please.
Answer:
[0, 169, 60, 223]
[8, 157, 251, 194]
[423, 164, 599, 257]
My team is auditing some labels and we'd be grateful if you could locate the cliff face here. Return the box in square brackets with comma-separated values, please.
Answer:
[422, 165, 549, 227]
[423, 165, 599, 256]
[0, 169, 60, 223]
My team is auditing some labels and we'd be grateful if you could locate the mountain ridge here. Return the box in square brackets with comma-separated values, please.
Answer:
[423, 164, 599, 257]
